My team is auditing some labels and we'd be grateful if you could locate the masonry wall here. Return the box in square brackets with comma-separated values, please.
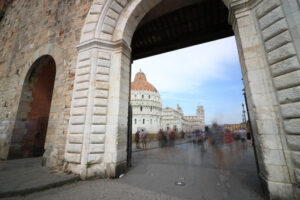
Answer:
[0, 0, 93, 169]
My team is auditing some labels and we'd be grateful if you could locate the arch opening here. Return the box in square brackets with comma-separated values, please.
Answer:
[8, 55, 56, 159]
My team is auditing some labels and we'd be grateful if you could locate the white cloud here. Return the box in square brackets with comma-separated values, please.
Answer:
[132, 36, 239, 94]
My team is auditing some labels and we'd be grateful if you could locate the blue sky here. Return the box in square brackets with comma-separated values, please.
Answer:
[132, 36, 246, 125]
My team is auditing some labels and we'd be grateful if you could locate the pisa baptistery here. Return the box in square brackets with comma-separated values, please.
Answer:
[131, 71, 162, 134]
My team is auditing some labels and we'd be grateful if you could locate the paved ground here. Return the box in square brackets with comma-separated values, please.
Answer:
[0, 157, 79, 198]
[5, 141, 266, 200]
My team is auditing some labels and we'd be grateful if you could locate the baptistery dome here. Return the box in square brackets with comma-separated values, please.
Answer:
[131, 71, 162, 133]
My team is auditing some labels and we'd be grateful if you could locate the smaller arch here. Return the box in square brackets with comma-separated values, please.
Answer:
[8, 55, 56, 159]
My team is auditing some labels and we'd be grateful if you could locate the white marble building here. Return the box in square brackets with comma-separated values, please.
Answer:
[131, 71, 162, 133]
[131, 71, 204, 133]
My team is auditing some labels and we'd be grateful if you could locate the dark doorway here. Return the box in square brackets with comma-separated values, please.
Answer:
[8, 55, 56, 159]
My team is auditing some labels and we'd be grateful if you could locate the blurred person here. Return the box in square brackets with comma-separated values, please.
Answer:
[158, 129, 165, 147]
[240, 129, 247, 150]
[141, 129, 147, 149]
[224, 129, 233, 152]
[207, 122, 225, 170]
[135, 130, 140, 149]
[169, 129, 176, 146]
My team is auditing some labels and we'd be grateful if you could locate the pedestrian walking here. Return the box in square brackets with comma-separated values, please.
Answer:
[141, 129, 147, 149]
[207, 122, 225, 170]
[224, 129, 233, 152]
[135, 130, 140, 149]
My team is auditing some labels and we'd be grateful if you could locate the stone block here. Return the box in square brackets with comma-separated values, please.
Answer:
[267, 43, 296, 65]
[259, 134, 281, 149]
[93, 107, 107, 115]
[77, 67, 90, 76]
[89, 144, 104, 153]
[263, 148, 286, 165]
[267, 181, 294, 200]
[96, 66, 110, 75]
[291, 151, 300, 167]
[295, 168, 300, 183]
[74, 90, 89, 99]
[259, 6, 284, 30]
[88, 153, 104, 164]
[107, 8, 119, 20]
[95, 82, 109, 90]
[92, 116, 106, 124]
[90, 134, 105, 144]
[65, 153, 81, 163]
[76, 74, 90, 83]
[261, 164, 290, 182]
[68, 134, 83, 144]
[73, 98, 88, 107]
[256, 0, 280, 19]
[97, 59, 110, 67]
[111, 2, 123, 13]
[284, 119, 300, 134]
[273, 70, 300, 89]
[66, 143, 82, 153]
[281, 102, 300, 118]
[278, 85, 300, 103]
[116, 0, 127, 7]
[262, 19, 288, 41]
[68, 125, 85, 134]
[286, 135, 300, 150]
[270, 56, 300, 77]
[70, 116, 86, 125]
[89, 4, 103, 14]
[78, 59, 91, 69]
[98, 52, 111, 60]
[104, 16, 117, 28]
[102, 24, 114, 34]
[94, 99, 108, 107]
[265, 31, 292, 52]
[91, 125, 106, 134]
[94, 89, 108, 98]
[71, 107, 86, 116]
[75, 82, 89, 91]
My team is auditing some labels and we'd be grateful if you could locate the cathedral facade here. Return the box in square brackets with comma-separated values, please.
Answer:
[131, 71, 205, 134]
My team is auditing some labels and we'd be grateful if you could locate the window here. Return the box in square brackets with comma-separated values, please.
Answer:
[140, 106, 142, 111]
[150, 106, 152, 112]
[135, 119, 137, 124]
[135, 94, 137, 98]
[142, 95, 144, 99]
[149, 95, 150, 99]
[143, 119, 145, 124]
[150, 119, 152, 124]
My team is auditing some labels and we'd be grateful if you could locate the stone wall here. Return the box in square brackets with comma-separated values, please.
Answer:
[0, 0, 93, 171]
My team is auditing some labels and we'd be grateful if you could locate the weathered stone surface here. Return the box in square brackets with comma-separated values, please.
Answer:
[286, 135, 300, 150]
[265, 31, 292, 52]
[291, 151, 300, 168]
[281, 102, 300, 118]
[284, 119, 300, 134]
[262, 19, 288, 41]
[267, 43, 296, 65]
[270, 56, 300, 77]
[259, 6, 284, 30]
[273, 70, 300, 89]
[278, 85, 300, 103]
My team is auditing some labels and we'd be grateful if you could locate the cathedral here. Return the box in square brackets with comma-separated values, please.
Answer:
[130, 71, 205, 134]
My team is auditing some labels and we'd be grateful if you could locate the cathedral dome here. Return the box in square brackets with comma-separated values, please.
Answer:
[131, 71, 157, 92]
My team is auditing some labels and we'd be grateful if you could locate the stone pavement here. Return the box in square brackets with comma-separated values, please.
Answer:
[5, 141, 266, 200]
[0, 157, 79, 198]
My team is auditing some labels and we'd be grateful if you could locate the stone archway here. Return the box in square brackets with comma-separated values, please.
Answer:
[66, 0, 300, 199]
[8, 55, 56, 159]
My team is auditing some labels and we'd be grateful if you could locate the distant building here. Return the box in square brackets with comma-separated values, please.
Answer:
[131, 71, 162, 133]
[130, 71, 205, 133]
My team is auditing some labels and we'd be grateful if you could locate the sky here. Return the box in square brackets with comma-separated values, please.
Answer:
[132, 36, 246, 125]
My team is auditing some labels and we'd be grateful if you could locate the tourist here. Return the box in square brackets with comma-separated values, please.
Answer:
[224, 129, 233, 152]
[207, 122, 225, 170]
[158, 129, 164, 147]
[169, 129, 176, 146]
[240, 129, 247, 150]
[135, 130, 140, 149]
[141, 129, 147, 149]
